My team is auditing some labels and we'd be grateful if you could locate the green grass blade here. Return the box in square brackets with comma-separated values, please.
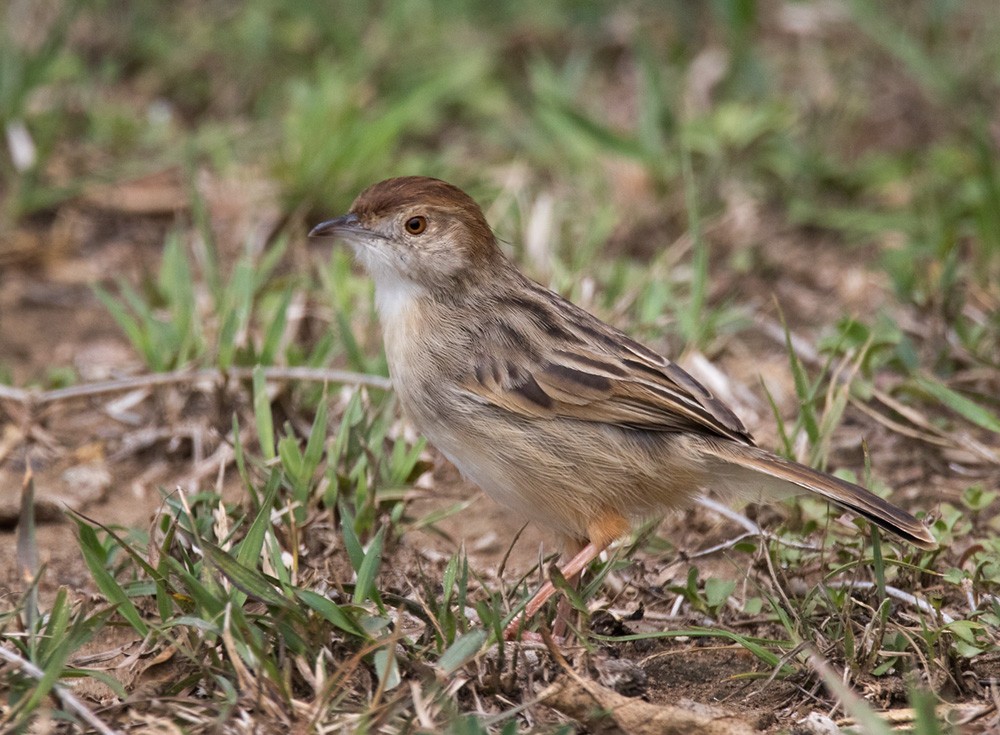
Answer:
[37, 587, 70, 663]
[234, 469, 281, 606]
[93, 285, 154, 369]
[296, 589, 368, 638]
[253, 365, 276, 460]
[217, 258, 255, 370]
[780, 311, 820, 444]
[162, 556, 225, 618]
[74, 520, 148, 636]
[339, 503, 365, 571]
[201, 538, 292, 611]
[259, 286, 294, 365]
[352, 526, 385, 607]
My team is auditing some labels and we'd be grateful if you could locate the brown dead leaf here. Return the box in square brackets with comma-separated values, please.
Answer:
[128, 645, 182, 695]
[0, 228, 45, 268]
[80, 168, 187, 214]
[542, 675, 758, 735]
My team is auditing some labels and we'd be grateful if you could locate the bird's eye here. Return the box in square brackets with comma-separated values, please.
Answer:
[404, 216, 427, 235]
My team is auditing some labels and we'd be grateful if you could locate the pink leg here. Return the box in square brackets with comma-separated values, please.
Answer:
[503, 541, 605, 641]
[552, 538, 586, 639]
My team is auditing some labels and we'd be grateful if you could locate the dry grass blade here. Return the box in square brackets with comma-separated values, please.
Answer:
[868, 388, 1000, 464]
[16, 463, 38, 627]
[805, 647, 893, 735]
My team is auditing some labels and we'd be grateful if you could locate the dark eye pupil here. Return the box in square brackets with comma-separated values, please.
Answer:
[406, 216, 426, 233]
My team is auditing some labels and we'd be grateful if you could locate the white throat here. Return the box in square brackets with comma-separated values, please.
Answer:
[351, 244, 426, 323]
[372, 269, 425, 322]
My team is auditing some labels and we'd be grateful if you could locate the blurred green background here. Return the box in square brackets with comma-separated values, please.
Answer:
[2, 2, 997, 244]
[2, 0, 998, 362]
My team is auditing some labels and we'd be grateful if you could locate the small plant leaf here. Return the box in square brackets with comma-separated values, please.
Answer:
[438, 629, 488, 674]
[296, 589, 368, 638]
[373, 647, 401, 690]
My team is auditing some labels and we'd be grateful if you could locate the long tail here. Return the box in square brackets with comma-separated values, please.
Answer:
[697, 440, 937, 549]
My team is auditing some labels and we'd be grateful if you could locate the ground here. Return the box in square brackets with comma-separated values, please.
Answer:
[2, 177, 997, 732]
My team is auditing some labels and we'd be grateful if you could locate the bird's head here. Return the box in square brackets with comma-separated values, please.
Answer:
[309, 177, 503, 295]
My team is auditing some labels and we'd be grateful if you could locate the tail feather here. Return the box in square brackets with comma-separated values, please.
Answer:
[698, 440, 937, 550]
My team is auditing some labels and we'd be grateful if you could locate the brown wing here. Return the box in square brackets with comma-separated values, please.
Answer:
[460, 283, 755, 445]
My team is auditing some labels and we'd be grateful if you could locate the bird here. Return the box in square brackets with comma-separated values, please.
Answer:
[309, 176, 936, 639]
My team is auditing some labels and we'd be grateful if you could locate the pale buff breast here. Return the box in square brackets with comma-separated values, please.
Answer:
[376, 282, 710, 541]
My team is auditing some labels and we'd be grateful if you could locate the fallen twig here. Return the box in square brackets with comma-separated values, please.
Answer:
[0, 366, 392, 407]
[824, 580, 955, 624]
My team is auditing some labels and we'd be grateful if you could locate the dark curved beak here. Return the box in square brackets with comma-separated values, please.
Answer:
[308, 213, 363, 238]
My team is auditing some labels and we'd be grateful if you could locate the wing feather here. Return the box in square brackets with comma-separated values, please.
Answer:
[460, 284, 754, 444]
